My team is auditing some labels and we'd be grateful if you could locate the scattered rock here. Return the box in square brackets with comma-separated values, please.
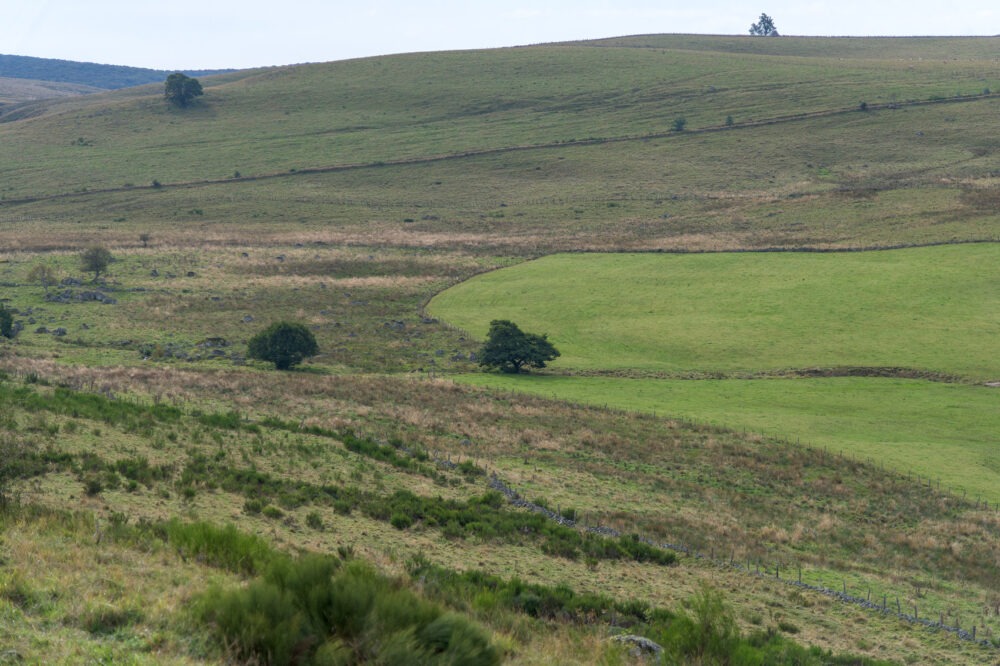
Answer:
[34, 327, 48, 334]
[242, 315, 254, 323]
[435, 349, 445, 357]
[52, 328, 67, 337]
[241, 252, 249, 258]
[45, 289, 116, 305]
[186, 271, 196, 277]
[385, 320, 406, 331]
[610, 635, 663, 661]
[61, 277, 82, 286]
[150, 269, 159, 277]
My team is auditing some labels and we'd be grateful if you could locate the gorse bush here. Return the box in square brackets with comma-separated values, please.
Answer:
[195, 556, 500, 666]
[247, 321, 319, 370]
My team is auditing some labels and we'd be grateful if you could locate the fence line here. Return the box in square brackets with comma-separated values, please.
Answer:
[483, 473, 997, 650]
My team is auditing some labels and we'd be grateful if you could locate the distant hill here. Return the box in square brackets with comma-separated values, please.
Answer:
[0, 75, 103, 105]
[0, 53, 235, 91]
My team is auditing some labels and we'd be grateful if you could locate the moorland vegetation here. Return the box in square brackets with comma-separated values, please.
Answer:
[0, 34, 997, 665]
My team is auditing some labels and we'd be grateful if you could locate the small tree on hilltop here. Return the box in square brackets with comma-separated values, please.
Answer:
[247, 321, 319, 370]
[749, 13, 778, 36]
[478, 319, 560, 374]
[80, 246, 113, 282]
[164, 73, 204, 108]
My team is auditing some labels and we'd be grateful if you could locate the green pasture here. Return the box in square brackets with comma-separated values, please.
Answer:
[428, 244, 1000, 380]
[431, 244, 999, 500]
[453, 373, 1000, 503]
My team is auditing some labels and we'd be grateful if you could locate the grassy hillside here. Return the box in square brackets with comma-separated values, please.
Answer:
[1, 36, 998, 252]
[1, 35, 998, 665]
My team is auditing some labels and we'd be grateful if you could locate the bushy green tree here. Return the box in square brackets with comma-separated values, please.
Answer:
[0, 305, 13, 339]
[247, 321, 319, 370]
[749, 12, 778, 36]
[164, 72, 204, 107]
[478, 320, 559, 374]
[80, 245, 113, 282]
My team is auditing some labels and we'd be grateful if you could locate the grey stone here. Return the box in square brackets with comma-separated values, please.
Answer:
[610, 635, 663, 662]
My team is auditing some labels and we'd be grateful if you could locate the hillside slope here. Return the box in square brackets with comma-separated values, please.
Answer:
[0, 35, 997, 253]
[1, 35, 998, 665]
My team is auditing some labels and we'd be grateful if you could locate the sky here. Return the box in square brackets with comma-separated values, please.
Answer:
[3, 1, 999, 70]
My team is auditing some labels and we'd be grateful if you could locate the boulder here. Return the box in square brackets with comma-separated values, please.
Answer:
[610, 635, 664, 662]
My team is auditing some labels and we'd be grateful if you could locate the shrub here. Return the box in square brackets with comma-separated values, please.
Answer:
[162, 520, 275, 575]
[196, 557, 499, 666]
[263, 505, 284, 519]
[0, 305, 13, 339]
[305, 511, 324, 530]
[247, 321, 319, 370]
[672, 116, 687, 132]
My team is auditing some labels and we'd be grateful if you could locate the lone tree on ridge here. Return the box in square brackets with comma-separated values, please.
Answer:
[247, 321, 319, 370]
[749, 13, 779, 36]
[164, 73, 204, 107]
[478, 319, 560, 374]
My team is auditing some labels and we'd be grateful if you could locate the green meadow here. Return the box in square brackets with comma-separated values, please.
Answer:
[430, 244, 1000, 499]
[429, 244, 999, 379]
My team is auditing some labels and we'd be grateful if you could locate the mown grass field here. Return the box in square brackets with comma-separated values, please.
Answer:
[2, 34, 999, 665]
[428, 245, 1000, 379]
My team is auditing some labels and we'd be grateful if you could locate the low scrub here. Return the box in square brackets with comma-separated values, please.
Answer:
[195, 555, 499, 666]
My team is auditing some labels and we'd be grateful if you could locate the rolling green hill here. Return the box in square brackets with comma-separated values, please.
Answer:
[1, 35, 999, 665]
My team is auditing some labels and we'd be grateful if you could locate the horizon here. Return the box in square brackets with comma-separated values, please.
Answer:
[4, 32, 1000, 74]
[4, 1, 999, 71]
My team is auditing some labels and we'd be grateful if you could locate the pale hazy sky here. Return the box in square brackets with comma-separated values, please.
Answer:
[3, 1, 999, 70]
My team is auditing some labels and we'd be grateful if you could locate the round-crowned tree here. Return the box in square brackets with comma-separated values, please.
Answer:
[478, 319, 559, 374]
[164, 73, 204, 108]
[80, 245, 113, 282]
[247, 321, 319, 370]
